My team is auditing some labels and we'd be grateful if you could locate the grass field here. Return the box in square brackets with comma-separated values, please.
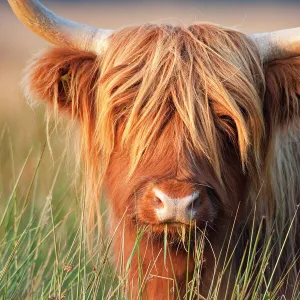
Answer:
[0, 134, 299, 299]
[1, 1, 300, 299]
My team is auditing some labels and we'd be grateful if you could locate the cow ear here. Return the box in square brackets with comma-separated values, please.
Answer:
[264, 58, 300, 129]
[24, 47, 99, 120]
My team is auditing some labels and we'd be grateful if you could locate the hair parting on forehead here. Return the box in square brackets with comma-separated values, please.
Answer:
[26, 23, 265, 243]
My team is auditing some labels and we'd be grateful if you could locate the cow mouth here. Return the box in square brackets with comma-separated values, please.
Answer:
[142, 221, 206, 244]
[164, 219, 200, 226]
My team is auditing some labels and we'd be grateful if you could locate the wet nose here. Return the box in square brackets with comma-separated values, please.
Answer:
[153, 187, 200, 224]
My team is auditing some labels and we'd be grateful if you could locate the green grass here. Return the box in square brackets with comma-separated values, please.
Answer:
[0, 124, 299, 299]
[0, 126, 119, 299]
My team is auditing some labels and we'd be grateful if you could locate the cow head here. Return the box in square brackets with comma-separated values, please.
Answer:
[9, 1, 300, 246]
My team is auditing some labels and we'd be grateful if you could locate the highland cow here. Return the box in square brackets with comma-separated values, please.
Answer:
[8, 0, 300, 298]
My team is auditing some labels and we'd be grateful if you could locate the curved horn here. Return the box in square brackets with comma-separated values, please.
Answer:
[8, 0, 113, 53]
[252, 28, 300, 62]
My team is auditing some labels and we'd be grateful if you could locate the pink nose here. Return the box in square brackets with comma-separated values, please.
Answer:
[153, 188, 200, 224]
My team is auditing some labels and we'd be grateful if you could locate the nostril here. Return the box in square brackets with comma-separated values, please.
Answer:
[187, 197, 201, 215]
[153, 196, 164, 208]
[193, 197, 201, 208]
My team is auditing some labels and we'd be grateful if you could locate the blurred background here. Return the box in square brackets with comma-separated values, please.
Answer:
[1, 0, 300, 202]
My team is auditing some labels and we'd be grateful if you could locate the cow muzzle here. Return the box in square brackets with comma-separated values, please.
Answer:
[153, 188, 200, 224]
[137, 179, 215, 227]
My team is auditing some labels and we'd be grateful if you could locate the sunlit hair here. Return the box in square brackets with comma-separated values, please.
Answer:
[24, 22, 300, 292]
[25, 22, 265, 244]
[89, 22, 264, 232]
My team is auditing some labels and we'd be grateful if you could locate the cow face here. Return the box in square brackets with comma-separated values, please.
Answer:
[27, 23, 265, 243]
[98, 24, 265, 242]
[105, 122, 225, 240]
[105, 113, 251, 243]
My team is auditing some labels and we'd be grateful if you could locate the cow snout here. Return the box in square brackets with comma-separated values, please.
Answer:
[137, 179, 216, 227]
[153, 188, 200, 224]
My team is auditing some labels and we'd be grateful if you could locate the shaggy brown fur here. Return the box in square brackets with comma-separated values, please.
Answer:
[24, 23, 300, 298]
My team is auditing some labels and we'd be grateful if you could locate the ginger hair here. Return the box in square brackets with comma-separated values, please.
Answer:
[24, 23, 300, 293]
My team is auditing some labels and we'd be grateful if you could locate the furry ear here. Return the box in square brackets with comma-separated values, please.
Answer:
[24, 47, 99, 120]
[264, 58, 300, 129]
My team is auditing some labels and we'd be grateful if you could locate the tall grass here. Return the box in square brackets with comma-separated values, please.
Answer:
[0, 126, 118, 299]
[0, 125, 299, 299]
